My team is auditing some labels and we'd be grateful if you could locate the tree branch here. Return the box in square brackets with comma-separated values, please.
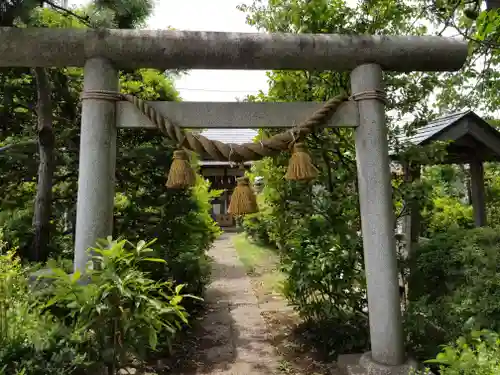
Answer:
[0, 140, 37, 153]
[43, 0, 92, 26]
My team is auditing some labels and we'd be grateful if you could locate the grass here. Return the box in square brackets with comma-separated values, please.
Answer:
[231, 233, 284, 299]
[232, 232, 276, 274]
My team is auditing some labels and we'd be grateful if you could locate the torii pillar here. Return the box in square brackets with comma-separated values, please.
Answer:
[338, 64, 419, 374]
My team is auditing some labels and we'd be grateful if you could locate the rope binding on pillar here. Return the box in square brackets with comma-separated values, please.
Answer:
[81, 89, 353, 215]
[349, 89, 389, 104]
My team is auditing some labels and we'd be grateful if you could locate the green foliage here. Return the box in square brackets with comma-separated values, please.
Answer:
[39, 237, 196, 373]
[424, 329, 500, 375]
[6, 0, 500, 369]
[421, 196, 474, 236]
[484, 163, 500, 227]
[120, 68, 180, 102]
[237, 0, 439, 358]
[278, 218, 369, 356]
[0, 247, 90, 375]
[405, 227, 500, 359]
[236, 0, 500, 364]
[114, 174, 220, 299]
[244, 160, 368, 356]
[0, 0, 154, 28]
[241, 211, 273, 247]
[395, 164, 475, 238]
[0, 6, 217, 296]
[0, 2, 217, 374]
[0, 237, 198, 374]
[91, 0, 154, 28]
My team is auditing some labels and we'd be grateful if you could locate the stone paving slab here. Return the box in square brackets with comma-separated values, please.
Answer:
[191, 232, 281, 375]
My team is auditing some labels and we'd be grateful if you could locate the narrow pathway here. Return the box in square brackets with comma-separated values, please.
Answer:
[185, 232, 281, 375]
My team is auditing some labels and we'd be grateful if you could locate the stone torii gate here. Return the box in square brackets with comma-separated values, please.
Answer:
[0, 28, 467, 375]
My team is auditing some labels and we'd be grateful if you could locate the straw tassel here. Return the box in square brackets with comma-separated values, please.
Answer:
[228, 176, 258, 216]
[285, 142, 318, 181]
[166, 149, 196, 189]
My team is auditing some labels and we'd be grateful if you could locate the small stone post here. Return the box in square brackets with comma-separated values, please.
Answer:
[402, 163, 421, 261]
[73, 58, 118, 273]
[349, 64, 407, 369]
[469, 159, 486, 227]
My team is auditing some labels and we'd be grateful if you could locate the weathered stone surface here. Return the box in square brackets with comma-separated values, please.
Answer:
[28, 268, 56, 290]
[0, 28, 467, 72]
[116, 101, 359, 129]
[338, 353, 420, 375]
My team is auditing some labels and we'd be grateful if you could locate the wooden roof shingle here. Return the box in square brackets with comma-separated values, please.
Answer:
[395, 110, 500, 163]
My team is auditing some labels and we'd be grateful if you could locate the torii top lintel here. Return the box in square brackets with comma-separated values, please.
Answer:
[1, 28, 467, 72]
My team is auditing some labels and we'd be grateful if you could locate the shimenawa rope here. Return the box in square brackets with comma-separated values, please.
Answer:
[81, 90, 349, 162]
[80, 89, 385, 213]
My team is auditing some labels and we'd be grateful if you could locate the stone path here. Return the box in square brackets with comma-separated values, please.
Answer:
[185, 232, 281, 375]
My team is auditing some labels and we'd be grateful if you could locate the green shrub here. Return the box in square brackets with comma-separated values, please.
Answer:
[114, 176, 220, 299]
[424, 329, 500, 375]
[242, 211, 273, 247]
[0, 237, 199, 374]
[405, 226, 500, 359]
[421, 196, 474, 236]
[0, 248, 90, 375]
[1, 159, 219, 300]
[38, 237, 197, 374]
[0, 203, 34, 258]
[279, 223, 369, 356]
[242, 157, 367, 357]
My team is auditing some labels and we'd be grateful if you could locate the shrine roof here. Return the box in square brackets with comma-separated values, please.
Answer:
[198, 128, 258, 166]
[395, 110, 500, 164]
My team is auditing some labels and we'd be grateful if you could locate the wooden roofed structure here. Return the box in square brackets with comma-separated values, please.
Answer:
[398, 110, 500, 164]
[395, 110, 500, 257]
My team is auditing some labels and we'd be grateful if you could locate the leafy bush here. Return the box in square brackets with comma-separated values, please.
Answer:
[240, 142, 369, 356]
[424, 329, 500, 375]
[0, 248, 89, 375]
[485, 165, 500, 227]
[278, 215, 369, 356]
[405, 226, 500, 359]
[244, 167, 369, 356]
[421, 196, 474, 236]
[38, 237, 196, 374]
[0, 237, 198, 374]
[0, 200, 35, 258]
[242, 211, 273, 247]
[114, 176, 220, 299]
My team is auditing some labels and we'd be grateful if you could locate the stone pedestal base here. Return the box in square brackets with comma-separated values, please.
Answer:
[338, 352, 419, 375]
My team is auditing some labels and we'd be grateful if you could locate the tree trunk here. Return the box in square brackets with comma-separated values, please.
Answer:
[32, 67, 54, 262]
